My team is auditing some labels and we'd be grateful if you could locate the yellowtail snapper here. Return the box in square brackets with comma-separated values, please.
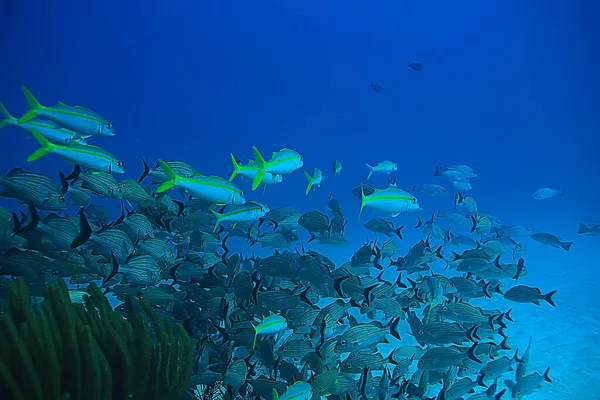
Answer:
[18, 86, 115, 137]
[27, 129, 125, 174]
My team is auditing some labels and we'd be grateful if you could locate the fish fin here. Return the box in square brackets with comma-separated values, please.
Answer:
[18, 86, 45, 123]
[544, 290, 557, 307]
[252, 170, 265, 191]
[578, 223, 588, 234]
[359, 185, 367, 220]
[0, 102, 16, 129]
[71, 210, 92, 248]
[252, 146, 266, 168]
[504, 380, 515, 393]
[228, 153, 239, 182]
[560, 241, 572, 251]
[138, 157, 150, 182]
[366, 163, 374, 179]
[304, 170, 313, 196]
[155, 159, 179, 193]
[27, 128, 55, 161]
[395, 226, 404, 240]
[210, 209, 222, 232]
[272, 388, 279, 400]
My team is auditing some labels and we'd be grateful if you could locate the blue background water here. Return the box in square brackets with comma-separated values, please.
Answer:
[3, 0, 599, 229]
[2, 1, 600, 397]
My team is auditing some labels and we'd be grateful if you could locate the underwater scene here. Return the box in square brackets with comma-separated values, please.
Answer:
[1, 1, 598, 399]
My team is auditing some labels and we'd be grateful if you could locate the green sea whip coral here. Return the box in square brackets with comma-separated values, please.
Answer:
[0, 277, 193, 400]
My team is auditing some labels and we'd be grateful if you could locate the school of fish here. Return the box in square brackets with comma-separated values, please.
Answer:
[1, 86, 591, 399]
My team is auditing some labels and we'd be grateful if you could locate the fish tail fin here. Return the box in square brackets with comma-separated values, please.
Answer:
[18, 86, 44, 124]
[155, 159, 179, 193]
[560, 241, 572, 251]
[366, 163, 374, 179]
[210, 209, 222, 232]
[543, 367, 552, 383]
[415, 216, 422, 228]
[395, 226, 404, 240]
[27, 128, 55, 161]
[71, 209, 92, 248]
[0, 102, 16, 129]
[359, 185, 367, 220]
[228, 153, 240, 182]
[544, 290, 557, 307]
[252, 324, 258, 350]
[138, 157, 150, 182]
[103, 251, 120, 286]
[578, 223, 588, 234]
[304, 170, 314, 195]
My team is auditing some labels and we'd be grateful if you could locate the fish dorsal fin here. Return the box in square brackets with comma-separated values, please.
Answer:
[74, 105, 94, 112]
[55, 101, 68, 107]
[6, 167, 28, 177]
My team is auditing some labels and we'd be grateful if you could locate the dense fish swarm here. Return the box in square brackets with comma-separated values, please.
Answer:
[0, 88, 581, 399]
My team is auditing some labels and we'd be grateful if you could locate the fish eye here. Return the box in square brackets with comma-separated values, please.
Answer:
[59, 196, 65, 202]
[463, 367, 468, 372]
[105, 122, 112, 128]
[239, 190, 244, 196]
[340, 340, 346, 345]
[283, 346, 288, 351]
[442, 306, 448, 311]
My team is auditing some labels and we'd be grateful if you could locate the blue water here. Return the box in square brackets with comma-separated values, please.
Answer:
[3, 0, 600, 398]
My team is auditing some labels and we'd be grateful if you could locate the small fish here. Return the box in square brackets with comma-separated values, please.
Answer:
[211, 201, 269, 231]
[504, 285, 556, 306]
[332, 160, 342, 178]
[251, 147, 303, 191]
[364, 218, 403, 239]
[18, 86, 115, 137]
[253, 312, 287, 349]
[1, 102, 89, 145]
[156, 159, 245, 205]
[139, 158, 195, 184]
[272, 381, 312, 400]
[530, 232, 572, 251]
[471, 214, 492, 235]
[370, 82, 383, 94]
[304, 168, 325, 195]
[359, 187, 420, 219]
[0, 168, 66, 211]
[412, 183, 448, 196]
[434, 166, 469, 182]
[27, 129, 124, 174]
[532, 188, 564, 199]
[578, 223, 600, 236]
[505, 367, 551, 398]
[228, 154, 282, 187]
[408, 62, 424, 71]
[451, 180, 472, 191]
[454, 192, 477, 212]
[366, 160, 397, 179]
